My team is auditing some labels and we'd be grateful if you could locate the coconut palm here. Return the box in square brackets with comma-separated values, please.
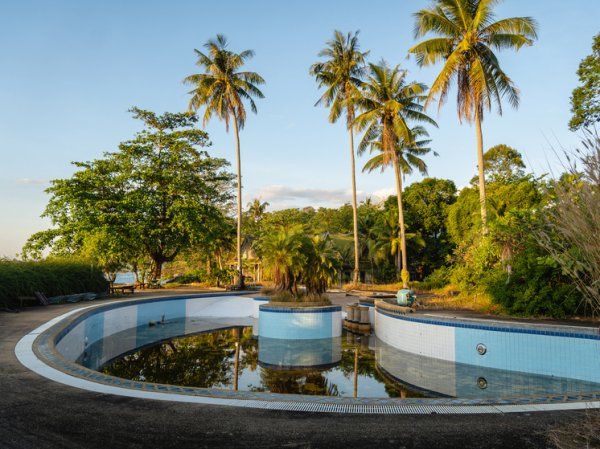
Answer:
[409, 0, 537, 231]
[184, 34, 265, 288]
[247, 198, 269, 223]
[354, 62, 437, 286]
[309, 30, 369, 285]
[361, 125, 434, 279]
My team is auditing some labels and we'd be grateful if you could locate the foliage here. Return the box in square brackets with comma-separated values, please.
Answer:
[257, 225, 340, 296]
[403, 178, 457, 277]
[23, 108, 233, 281]
[472, 144, 526, 184]
[0, 259, 108, 307]
[536, 132, 600, 315]
[569, 33, 600, 131]
[409, 0, 537, 121]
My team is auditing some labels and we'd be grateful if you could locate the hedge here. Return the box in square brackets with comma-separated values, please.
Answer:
[0, 259, 109, 307]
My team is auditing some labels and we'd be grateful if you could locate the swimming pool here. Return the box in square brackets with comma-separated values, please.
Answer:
[16, 293, 600, 414]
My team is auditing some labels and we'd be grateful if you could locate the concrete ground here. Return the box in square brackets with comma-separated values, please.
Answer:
[0, 291, 585, 449]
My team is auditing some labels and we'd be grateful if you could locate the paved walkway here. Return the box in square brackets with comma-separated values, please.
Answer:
[0, 291, 584, 449]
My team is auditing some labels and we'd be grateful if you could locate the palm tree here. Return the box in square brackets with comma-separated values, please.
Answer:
[247, 198, 269, 223]
[354, 62, 437, 287]
[409, 0, 537, 231]
[184, 34, 265, 288]
[361, 125, 434, 280]
[310, 30, 369, 285]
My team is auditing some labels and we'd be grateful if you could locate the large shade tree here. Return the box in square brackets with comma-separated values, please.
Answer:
[355, 62, 437, 286]
[184, 34, 265, 288]
[23, 108, 233, 281]
[310, 30, 369, 284]
[409, 0, 537, 232]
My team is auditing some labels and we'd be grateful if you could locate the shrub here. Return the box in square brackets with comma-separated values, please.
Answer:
[0, 259, 109, 307]
[481, 255, 581, 318]
[420, 265, 452, 290]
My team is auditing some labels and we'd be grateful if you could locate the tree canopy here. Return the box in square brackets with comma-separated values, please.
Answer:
[569, 33, 600, 131]
[23, 108, 234, 280]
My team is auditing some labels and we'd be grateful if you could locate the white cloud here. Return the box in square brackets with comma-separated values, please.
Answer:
[251, 184, 395, 210]
[17, 178, 47, 186]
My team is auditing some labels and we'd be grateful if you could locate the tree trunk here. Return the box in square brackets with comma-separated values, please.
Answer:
[392, 155, 408, 288]
[475, 108, 488, 233]
[232, 117, 244, 288]
[152, 257, 163, 282]
[348, 126, 360, 285]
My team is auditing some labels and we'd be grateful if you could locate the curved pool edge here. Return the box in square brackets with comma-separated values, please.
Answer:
[14, 293, 600, 415]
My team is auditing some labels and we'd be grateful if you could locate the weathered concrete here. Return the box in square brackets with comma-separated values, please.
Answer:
[0, 294, 581, 449]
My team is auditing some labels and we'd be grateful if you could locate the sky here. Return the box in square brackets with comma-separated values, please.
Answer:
[0, 0, 598, 257]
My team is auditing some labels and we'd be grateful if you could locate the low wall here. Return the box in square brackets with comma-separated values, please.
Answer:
[374, 306, 600, 383]
[258, 304, 342, 340]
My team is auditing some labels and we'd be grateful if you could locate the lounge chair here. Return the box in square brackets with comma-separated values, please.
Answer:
[18, 291, 50, 308]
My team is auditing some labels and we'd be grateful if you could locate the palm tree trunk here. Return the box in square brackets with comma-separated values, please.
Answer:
[392, 155, 408, 288]
[475, 108, 488, 233]
[232, 117, 244, 288]
[348, 126, 360, 285]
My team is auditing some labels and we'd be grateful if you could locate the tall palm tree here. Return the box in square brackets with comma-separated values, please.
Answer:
[309, 30, 369, 285]
[355, 62, 437, 287]
[184, 35, 265, 288]
[361, 126, 434, 281]
[409, 0, 537, 232]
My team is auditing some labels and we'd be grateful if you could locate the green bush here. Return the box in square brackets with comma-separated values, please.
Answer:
[482, 255, 582, 318]
[0, 259, 109, 307]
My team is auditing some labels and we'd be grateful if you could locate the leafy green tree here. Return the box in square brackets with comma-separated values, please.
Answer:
[310, 30, 369, 284]
[403, 178, 457, 278]
[569, 34, 600, 131]
[24, 108, 233, 281]
[184, 34, 265, 288]
[410, 0, 537, 232]
[355, 62, 437, 286]
[476, 144, 526, 184]
[303, 234, 341, 294]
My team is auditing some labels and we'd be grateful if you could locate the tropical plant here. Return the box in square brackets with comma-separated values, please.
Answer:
[409, 0, 537, 232]
[355, 62, 437, 286]
[258, 224, 307, 293]
[304, 234, 341, 294]
[310, 30, 369, 285]
[184, 34, 265, 288]
[247, 198, 269, 223]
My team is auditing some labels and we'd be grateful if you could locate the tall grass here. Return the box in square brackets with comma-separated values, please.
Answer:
[0, 259, 109, 307]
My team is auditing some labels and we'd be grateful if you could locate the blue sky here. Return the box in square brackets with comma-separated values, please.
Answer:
[0, 0, 598, 257]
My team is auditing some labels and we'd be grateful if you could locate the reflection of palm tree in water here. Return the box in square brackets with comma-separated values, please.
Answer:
[260, 368, 339, 396]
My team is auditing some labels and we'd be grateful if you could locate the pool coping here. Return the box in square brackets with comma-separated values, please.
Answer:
[15, 293, 600, 415]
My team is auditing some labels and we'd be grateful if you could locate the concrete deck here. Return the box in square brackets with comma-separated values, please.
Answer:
[0, 291, 587, 448]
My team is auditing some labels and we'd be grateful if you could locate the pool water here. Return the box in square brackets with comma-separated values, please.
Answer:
[99, 327, 600, 399]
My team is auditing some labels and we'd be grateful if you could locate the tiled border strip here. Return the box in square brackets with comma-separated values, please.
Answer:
[14, 294, 600, 414]
[375, 307, 600, 340]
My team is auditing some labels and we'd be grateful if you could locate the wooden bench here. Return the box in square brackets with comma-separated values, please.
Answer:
[110, 284, 135, 295]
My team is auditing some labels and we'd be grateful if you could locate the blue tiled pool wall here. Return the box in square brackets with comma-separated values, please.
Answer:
[375, 309, 600, 384]
[258, 306, 342, 340]
[55, 295, 263, 364]
[258, 336, 342, 368]
[373, 338, 600, 398]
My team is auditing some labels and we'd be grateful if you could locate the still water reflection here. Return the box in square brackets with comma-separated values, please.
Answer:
[100, 327, 600, 399]
[101, 327, 421, 398]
